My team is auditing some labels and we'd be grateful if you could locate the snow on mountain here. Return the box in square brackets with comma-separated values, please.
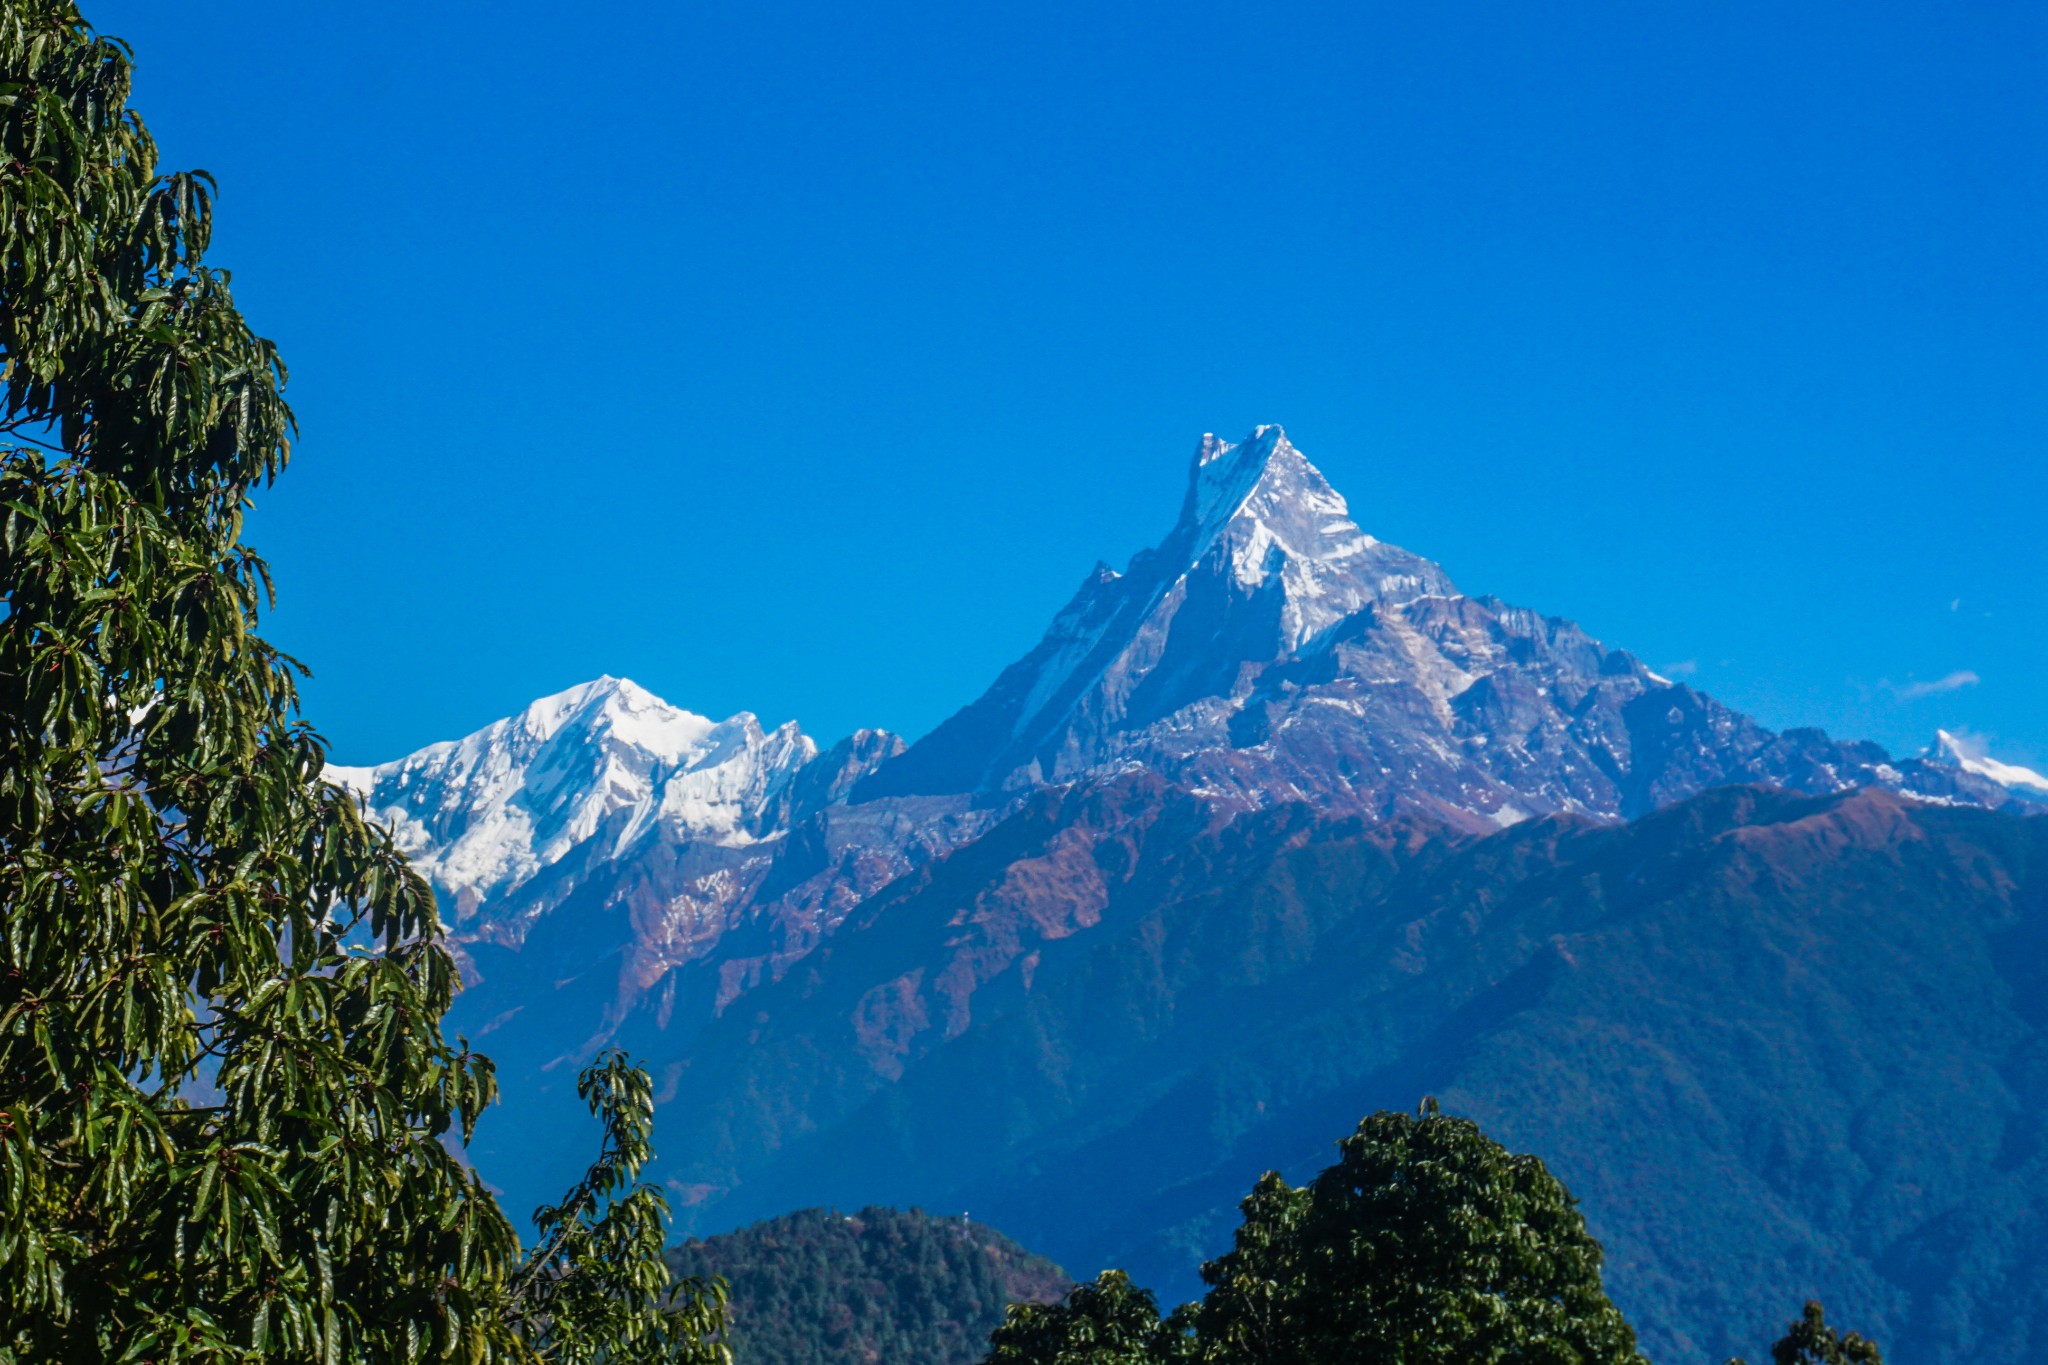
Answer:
[1936, 729, 2048, 795]
[341, 424, 2028, 1026]
[327, 676, 817, 926]
[859, 425, 1459, 800]
[862, 426, 2015, 824]
[1183, 425, 1456, 651]
[326, 678, 959, 1045]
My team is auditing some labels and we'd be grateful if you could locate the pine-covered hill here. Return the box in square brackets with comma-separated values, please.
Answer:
[665, 1206, 1071, 1365]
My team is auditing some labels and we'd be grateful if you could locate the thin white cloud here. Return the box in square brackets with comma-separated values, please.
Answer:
[1658, 659, 1699, 677]
[1894, 670, 1981, 701]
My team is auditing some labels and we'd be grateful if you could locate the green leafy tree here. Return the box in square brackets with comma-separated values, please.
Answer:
[982, 1102, 1648, 1365]
[1728, 1301, 1884, 1365]
[505, 1053, 727, 1364]
[985, 1271, 1197, 1365]
[0, 3, 722, 1360]
[1189, 1172, 1309, 1364]
[1198, 1099, 1646, 1364]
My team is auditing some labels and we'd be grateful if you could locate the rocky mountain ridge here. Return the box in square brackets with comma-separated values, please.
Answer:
[330, 677, 834, 934]
[335, 427, 2025, 1016]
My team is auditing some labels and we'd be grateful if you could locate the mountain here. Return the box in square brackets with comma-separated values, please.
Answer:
[648, 783, 2048, 1364]
[334, 425, 2041, 1363]
[859, 426, 2012, 825]
[337, 428, 2017, 1034]
[1936, 728, 2048, 803]
[330, 678, 999, 1038]
[328, 677, 825, 933]
[664, 1206, 1068, 1365]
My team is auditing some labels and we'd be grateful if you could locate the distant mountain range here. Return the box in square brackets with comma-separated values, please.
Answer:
[330, 427, 2026, 1036]
[334, 427, 2045, 1363]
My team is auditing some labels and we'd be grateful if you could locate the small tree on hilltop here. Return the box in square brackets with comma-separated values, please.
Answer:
[0, 3, 721, 1360]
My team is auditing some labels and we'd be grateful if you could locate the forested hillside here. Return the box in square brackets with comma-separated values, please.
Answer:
[667, 1207, 1070, 1365]
[636, 781, 2048, 1362]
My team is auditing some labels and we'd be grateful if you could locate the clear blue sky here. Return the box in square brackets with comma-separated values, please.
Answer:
[99, 0, 2046, 770]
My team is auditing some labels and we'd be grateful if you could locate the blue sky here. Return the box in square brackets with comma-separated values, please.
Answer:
[100, 0, 2045, 770]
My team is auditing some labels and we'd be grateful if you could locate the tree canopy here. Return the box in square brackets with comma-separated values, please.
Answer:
[983, 1102, 1647, 1365]
[1198, 1099, 1646, 1365]
[0, 3, 720, 1359]
[667, 1205, 1070, 1365]
[980, 1102, 1895, 1365]
[1730, 1301, 1885, 1365]
[984, 1270, 1196, 1365]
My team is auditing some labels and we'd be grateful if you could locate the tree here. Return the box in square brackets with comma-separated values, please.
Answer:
[1197, 1099, 1646, 1364]
[1728, 1301, 1884, 1365]
[985, 1271, 1197, 1365]
[978, 1102, 1645, 1365]
[503, 1053, 728, 1364]
[1189, 1171, 1309, 1364]
[0, 3, 721, 1360]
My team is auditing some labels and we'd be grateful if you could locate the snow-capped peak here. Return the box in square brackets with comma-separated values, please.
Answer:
[463, 674, 729, 764]
[1935, 730, 2048, 794]
[1173, 425, 1454, 651]
[862, 426, 1472, 799]
[328, 677, 820, 923]
[1185, 424, 1293, 531]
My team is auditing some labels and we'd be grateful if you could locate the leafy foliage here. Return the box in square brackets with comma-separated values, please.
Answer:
[1183, 1173, 1308, 1364]
[984, 1271, 1195, 1365]
[983, 1102, 1645, 1364]
[0, 2, 721, 1359]
[508, 1054, 728, 1364]
[1729, 1301, 1885, 1365]
[668, 1205, 1067, 1365]
[1199, 1099, 1647, 1364]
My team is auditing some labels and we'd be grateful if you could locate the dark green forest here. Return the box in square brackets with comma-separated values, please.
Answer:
[668, 1207, 1069, 1365]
